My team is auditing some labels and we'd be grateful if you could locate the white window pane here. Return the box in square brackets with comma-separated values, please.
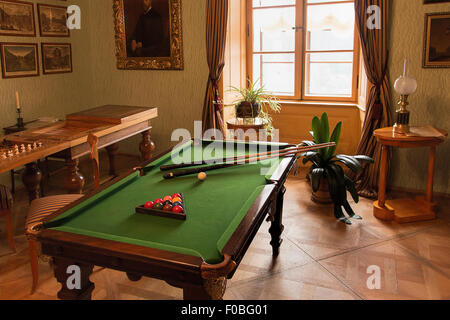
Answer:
[305, 53, 353, 97]
[253, 0, 295, 8]
[253, 54, 295, 96]
[253, 7, 296, 52]
[306, 3, 355, 51]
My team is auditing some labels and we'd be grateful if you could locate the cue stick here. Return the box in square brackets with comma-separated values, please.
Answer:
[163, 143, 335, 180]
[160, 142, 336, 172]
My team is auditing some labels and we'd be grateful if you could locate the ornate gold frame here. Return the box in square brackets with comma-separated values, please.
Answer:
[113, 0, 184, 70]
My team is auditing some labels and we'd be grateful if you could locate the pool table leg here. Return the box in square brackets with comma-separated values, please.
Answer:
[53, 257, 94, 300]
[269, 186, 286, 257]
[182, 278, 227, 300]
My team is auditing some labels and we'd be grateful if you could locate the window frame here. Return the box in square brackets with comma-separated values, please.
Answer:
[246, 0, 360, 103]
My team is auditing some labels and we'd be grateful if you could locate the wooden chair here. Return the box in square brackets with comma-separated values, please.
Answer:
[0, 185, 15, 253]
[25, 133, 100, 294]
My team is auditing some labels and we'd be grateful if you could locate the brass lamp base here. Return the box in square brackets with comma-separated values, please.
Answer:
[393, 95, 411, 134]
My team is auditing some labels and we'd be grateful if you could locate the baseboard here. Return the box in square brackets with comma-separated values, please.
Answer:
[388, 186, 450, 199]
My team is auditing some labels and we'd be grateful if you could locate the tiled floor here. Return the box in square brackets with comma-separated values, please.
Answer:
[0, 152, 449, 300]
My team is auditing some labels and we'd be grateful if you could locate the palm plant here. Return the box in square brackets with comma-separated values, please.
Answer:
[301, 113, 374, 225]
[230, 79, 281, 136]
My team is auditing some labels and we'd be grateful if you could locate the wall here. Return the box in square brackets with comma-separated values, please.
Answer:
[0, 0, 94, 187]
[86, 0, 209, 154]
[388, 0, 450, 194]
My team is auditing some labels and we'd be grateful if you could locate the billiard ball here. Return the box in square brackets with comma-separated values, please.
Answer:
[172, 197, 182, 203]
[163, 200, 173, 206]
[172, 193, 182, 198]
[153, 203, 164, 210]
[163, 203, 173, 211]
[163, 196, 172, 202]
[198, 172, 207, 181]
[154, 198, 163, 204]
[172, 201, 183, 208]
[144, 201, 154, 209]
[172, 205, 184, 214]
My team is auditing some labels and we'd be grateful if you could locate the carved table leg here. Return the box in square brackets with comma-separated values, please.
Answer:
[53, 257, 94, 300]
[22, 163, 42, 203]
[139, 129, 155, 161]
[65, 158, 85, 194]
[183, 278, 227, 300]
[269, 186, 286, 257]
[106, 143, 120, 176]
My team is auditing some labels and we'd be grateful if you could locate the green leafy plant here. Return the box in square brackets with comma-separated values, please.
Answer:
[230, 79, 281, 136]
[301, 113, 374, 225]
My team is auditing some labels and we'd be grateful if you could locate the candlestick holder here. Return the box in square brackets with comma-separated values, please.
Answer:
[17, 108, 24, 129]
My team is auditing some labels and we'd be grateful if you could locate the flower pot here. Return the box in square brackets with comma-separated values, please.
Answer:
[311, 177, 333, 204]
[235, 101, 261, 119]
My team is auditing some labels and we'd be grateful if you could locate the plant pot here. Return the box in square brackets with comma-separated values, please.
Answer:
[311, 177, 333, 204]
[235, 101, 261, 119]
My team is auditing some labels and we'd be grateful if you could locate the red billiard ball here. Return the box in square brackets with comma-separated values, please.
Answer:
[172, 205, 184, 214]
[163, 196, 172, 202]
[144, 201, 154, 209]
[172, 193, 182, 199]
[163, 203, 173, 211]
[154, 198, 163, 204]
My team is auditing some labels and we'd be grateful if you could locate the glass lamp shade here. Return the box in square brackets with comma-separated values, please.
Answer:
[394, 76, 418, 95]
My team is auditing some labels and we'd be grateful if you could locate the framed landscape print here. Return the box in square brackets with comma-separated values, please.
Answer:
[0, 42, 39, 78]
[0, 0, 36, 37]
[113, 0, 184, 70]
[37, 3, 69, 37]
[423, 12, 450, 68]
[41, 43, 72, 74]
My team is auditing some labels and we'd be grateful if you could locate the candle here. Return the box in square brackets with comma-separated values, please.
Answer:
[15, 91, 20, 110]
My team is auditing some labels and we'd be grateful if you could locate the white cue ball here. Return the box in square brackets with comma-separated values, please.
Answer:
[198, 172, 207, 181]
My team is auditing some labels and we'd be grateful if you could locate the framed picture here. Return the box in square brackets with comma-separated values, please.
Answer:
[37, 3, 69, 37]
[0, 42, 39, 78]
[41, 43, 72, 74]
[424, 0, 450, 4]
[113, 0, 184, 70]
[423, 12, 450, 68]
[0, 0, 36, 37]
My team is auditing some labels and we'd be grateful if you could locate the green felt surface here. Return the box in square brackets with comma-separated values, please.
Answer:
[45, 140, 286, 264]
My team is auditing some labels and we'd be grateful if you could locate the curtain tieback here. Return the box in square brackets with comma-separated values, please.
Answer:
[372, 52, 390, 121]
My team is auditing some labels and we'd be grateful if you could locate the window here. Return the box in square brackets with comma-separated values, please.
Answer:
[247, 0, 359, 101]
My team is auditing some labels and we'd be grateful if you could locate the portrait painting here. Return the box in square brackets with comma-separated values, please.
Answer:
[0, 42, 39, 78]
[113, 0, 184, 70]
[37, 3, 69, 37]
[0, 0, 36, 37]
[423, 12, 450, 68]
[41, 43, 72, 74]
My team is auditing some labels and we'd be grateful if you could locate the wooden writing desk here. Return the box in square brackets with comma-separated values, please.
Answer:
[373, 127, 447, 223]
[1, 105, 158, 201]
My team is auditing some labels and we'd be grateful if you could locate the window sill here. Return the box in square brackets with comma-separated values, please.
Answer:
[278, 100, 362, 109]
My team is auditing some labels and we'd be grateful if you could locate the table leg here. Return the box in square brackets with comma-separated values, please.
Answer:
[426, 146, 436, 203]
[53, 257, 94, 300]
[269, 186, 286, 257]
[106, 143, 120, 176]
[373, 145, 395, 221]
[139, 129, 155, 161]
[64, 158, 85, 194]
[183, 278, 227, 300]
[22, 163, 42, 203]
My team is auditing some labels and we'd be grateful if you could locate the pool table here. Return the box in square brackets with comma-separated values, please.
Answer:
[36, 139, 297, 300]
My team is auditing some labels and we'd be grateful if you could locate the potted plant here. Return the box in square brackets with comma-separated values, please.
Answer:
[230, 79, 281, 136]
[301, 113, 374, 225]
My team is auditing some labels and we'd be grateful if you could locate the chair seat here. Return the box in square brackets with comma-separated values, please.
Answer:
[26, 194, 84, 235]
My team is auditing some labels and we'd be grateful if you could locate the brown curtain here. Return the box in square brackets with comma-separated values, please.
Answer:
[202, 0, 228, 136]
[354, 0, 392, 199]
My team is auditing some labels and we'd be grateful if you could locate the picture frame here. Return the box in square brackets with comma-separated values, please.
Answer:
[423, 12, 450, 68]
[113, 0, 184, 70]
[41, 43, 72, 75]
[37, 3, 70, 37]
[424, 0, 450, 4]
[0, 42, 39, 78]
[0, 0, 36, 37]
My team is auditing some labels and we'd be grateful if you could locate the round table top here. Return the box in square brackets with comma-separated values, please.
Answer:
[374, 127, 447, 147]
[226, 118, 267, 130]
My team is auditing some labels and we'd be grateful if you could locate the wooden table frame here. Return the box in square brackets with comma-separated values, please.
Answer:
[37, 143, 297, 300]
[373, 127, 447, 223]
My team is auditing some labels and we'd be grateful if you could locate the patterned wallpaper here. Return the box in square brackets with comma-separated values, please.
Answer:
[388, 0, 450, 194]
